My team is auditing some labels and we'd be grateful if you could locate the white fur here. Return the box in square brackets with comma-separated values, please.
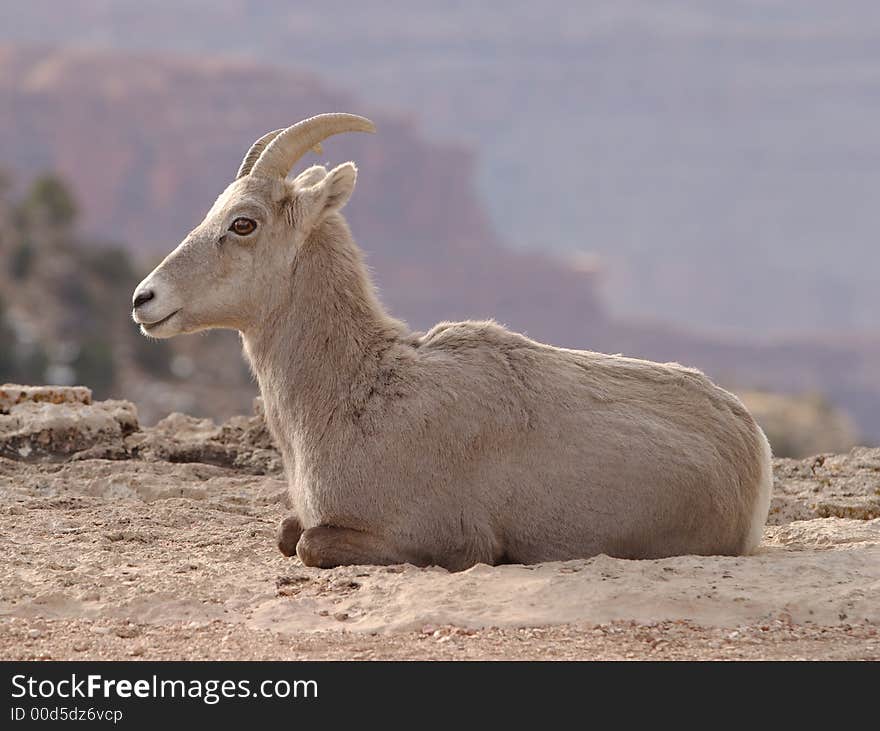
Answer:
[745, 429, 773, 553]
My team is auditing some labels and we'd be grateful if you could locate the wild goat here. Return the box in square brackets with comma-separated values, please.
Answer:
[132, 113, 773, 570]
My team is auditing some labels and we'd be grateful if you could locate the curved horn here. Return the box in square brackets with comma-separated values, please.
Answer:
[248, 113, 376, 180]
[236, 128, 284, 179]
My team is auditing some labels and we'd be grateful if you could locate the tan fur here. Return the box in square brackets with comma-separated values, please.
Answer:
[132, 153, 772, 571]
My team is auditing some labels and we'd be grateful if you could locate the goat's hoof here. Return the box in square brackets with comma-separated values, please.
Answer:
[295, 528, 326, 567]
[295, 527, 342, 568]
[276, 515, 303, 557]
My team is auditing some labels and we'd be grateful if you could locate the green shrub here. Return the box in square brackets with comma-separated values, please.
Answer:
[130, 325, 172, 378]
[17, 344, 49, 386]
[73, 338, 116, 397]
[86, 245, 137, 286]
[9, 240, 34, 280]
[0, 296, 15, 381]
[21, 175, 78, 229]
[57, 276, 94, 314]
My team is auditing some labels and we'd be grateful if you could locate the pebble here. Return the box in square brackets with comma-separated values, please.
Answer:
[27, 629, 42, 639]
[90, 626, 112, 635]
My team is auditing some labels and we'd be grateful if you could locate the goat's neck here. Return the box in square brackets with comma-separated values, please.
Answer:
[242, 216, 404, 456]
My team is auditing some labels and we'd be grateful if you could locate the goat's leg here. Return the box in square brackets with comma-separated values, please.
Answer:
[296, 526, 429, 568]
[276, 514, 304, 557]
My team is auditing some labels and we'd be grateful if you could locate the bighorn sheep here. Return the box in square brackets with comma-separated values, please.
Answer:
[132, 113, 773, 570]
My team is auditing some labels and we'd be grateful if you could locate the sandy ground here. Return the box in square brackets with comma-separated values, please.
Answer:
[3, 617, 878, 661]
[1, 388, 879, 660]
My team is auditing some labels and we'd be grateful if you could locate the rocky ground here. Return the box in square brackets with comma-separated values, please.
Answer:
[1, 385, 878, 660]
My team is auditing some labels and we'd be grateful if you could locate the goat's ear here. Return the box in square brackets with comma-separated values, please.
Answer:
[300, 162, 357, 223]
[319, 162, 357, 215]
[293, 164, 329, 189]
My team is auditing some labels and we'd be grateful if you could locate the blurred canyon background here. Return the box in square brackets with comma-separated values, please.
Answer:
[0, 1, 878, 457]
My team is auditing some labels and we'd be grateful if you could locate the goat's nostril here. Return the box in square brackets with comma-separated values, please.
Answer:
[133, 289, 155, 309]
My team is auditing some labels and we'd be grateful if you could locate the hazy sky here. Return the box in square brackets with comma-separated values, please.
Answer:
[2, 1, 879, 335]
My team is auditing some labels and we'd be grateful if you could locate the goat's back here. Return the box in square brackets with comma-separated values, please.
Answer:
[404, 320, 770, 562]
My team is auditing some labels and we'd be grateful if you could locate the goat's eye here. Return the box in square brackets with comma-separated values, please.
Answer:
[229, 217, 257, 236]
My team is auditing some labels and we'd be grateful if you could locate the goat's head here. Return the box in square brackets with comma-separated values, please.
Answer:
[131, 113, 374, 338]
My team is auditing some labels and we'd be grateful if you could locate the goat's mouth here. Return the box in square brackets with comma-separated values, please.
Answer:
[139, 308, 181, 335]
